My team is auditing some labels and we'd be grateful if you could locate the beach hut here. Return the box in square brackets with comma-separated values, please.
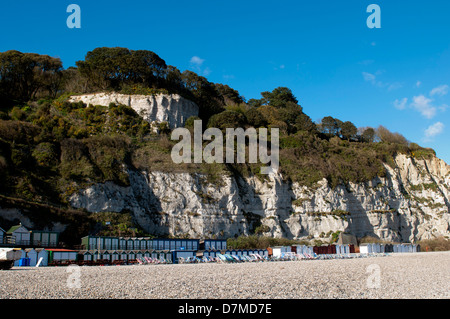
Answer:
[145, 238, 153, 250]
[172, 239, 180, 250]
[171, 250, 196, 264]
[81, 236, 103, 250]
[47, 249, 78, 263]
[384, 244, 393, 253]
[162, 239, 170, 250]
[103, 237, 113, 250]
[7, 224, 31, 246]
[26, 248, 38, 266]
[110, 251, 119, 262]
[148, 250, 157, 259]
[101, 250, 112, 261]
[81, 251, 93, 261]
[104, 236, 110, 250]
[13, 250, 26, 266]
[118, 237, 127, 250]
[124, 238, 134, 250]
[152, 238, 160, 250]
[31, 231, 59, 247]
[135, 250, 144, 260]
[135, 238, 146, 250]
[359, 243, 370, 254]
[400, 244, 406, 252]
[94, 236, 120, 250]
[204, 250, 220, 258]
[160, 250, 172, 263]
[0, 226, 5, 244]
[36, 249, 49, 266]
[337, 233, 358, 246]
[128, 250, 137, 261]
[178, 239, 186, 250]
[203, 239, 227, 251]
[193, 240, 200, 251]
[271, 246, 291, 257]
[116, 250, 126, 262]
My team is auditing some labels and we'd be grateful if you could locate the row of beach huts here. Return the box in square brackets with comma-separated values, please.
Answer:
[1, 223, 422, 268]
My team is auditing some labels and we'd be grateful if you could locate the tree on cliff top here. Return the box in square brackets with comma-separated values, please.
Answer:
[76, 47, 167, 91]
[0, 50, 63, 106]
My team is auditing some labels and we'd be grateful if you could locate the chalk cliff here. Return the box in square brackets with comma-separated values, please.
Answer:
[68, 153, 450, 243]
[68, 92, 199, 129]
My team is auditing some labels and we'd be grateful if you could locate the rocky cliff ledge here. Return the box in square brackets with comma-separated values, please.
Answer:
[69, 153, 450, 243]
[69, 92, 199, 129]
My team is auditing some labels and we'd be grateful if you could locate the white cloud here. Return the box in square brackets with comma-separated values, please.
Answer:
[424, 122, 444, 138]
[190, 56, 204, 66]
[439, 104, 449, 112]
[202, 67, 211, 76]
[393, 98, 408, 110]
[362, 72, 402, 91]
[416, 81, 421, 88]
[388, 82, 403, 91]
[430, 84, 449, 97]
[189, 56, 212, 76]
[358, 60, 375, 66]
[411, 95, 437, 119]
[362, 72, 376, 83]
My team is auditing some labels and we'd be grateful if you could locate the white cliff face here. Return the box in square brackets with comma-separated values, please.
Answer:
[68, 92, 199, 129]
[68, 154, 450, 242]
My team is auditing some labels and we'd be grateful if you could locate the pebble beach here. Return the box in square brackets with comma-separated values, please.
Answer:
[0, 251, 448, 299]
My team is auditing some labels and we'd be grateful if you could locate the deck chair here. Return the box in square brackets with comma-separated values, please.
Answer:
[217, 254, 226, 263]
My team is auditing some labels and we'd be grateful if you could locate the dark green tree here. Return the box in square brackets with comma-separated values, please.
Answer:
[341, 121, 357, 140]
[361, 127, 376, 143]
[207, 110, 246, 131]
[0, 50, 63, 105]
[260, 87, 298, 108]
[76, 47, 167, 91]
[214, 83, 245, 105]
[181, 70, 224, 122]
[245, 107, 267, 127]
[295, 113, 316, 133]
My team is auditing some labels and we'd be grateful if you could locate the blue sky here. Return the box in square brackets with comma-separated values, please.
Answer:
[1, 1, 449, 163]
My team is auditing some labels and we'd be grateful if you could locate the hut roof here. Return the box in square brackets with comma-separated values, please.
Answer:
[337, 233, 358, 246]
[6, 224, 30, 234]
